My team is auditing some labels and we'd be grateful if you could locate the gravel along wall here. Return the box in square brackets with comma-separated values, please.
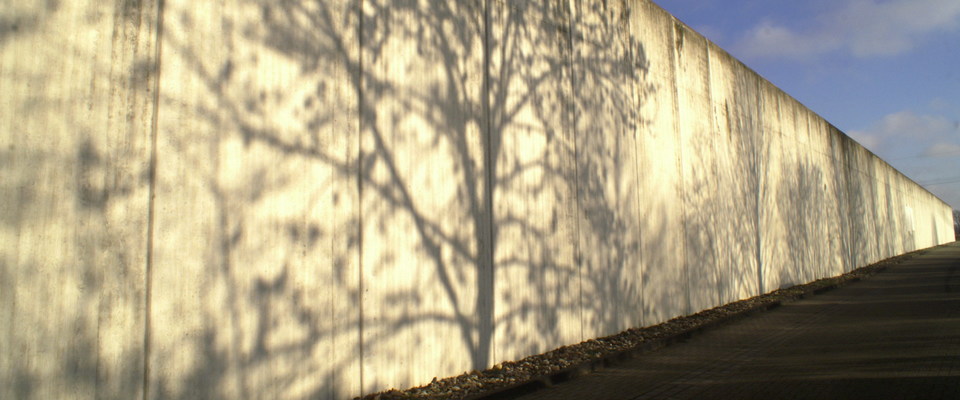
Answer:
[1, 0, 954, 399]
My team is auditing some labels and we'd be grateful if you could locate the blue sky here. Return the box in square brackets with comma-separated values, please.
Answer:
[654, 0, 960, 209]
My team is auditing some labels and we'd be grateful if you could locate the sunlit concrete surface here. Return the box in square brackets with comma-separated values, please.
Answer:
[1, 0, 954, 399]
[490, 1, 582, 368]
[1, 1, 159, 399]
[149, 1, 362, 398]
[571, 0, 645, 343]
[631, 2, 687, 328]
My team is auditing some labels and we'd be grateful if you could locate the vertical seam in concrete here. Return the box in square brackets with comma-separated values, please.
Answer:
[804, 114, 814, 280]
[481, 0, 496, 365]
[356, 0, 366, 394]
[704, 44, 721, 307]
[142, 0, 165, 398]
[629, 8, 646, 328]
[755, 78, 764, 295]
[566, 0, 585, 343]
[872, 166, 882, 257]
[670, 19, 690, 316]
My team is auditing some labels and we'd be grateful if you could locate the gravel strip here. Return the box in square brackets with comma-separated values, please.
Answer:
[358, 249, 927, 400]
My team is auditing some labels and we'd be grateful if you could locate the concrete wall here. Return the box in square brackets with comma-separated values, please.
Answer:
[2, 0, 955, 399]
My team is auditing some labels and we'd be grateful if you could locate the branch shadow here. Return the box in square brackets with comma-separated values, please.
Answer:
[148, 0, 655, 398]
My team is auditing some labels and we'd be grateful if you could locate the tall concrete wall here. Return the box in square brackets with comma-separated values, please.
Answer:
[1, 0, 955, 399]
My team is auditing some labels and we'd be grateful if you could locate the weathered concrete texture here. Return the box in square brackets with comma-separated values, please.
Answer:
[490, 0, 582, 367]
[570, 0, 645, 342]
[675, 21, 717, 315]
[1, 1, 159, 399]
[1, 0, 955, 399]
[632, 1, 687, 327]
[706, 43, 762, 306]
[149, 1, 362, 399]
[359, 0, 490, 393]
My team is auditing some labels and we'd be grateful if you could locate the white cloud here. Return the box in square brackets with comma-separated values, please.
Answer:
[870, 110, 956, 138]
[736, 0, 960, 59]
[855, 110, 960, 208]
[735, 20, 840, 59]
[850, 110, 960, 156]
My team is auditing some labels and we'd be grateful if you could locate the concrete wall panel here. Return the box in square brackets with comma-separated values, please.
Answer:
[903, 185, 919, 252]
[675, 22, 720, 313]
[570, 0, 645, 339]
[877, 164, 897, 258]
[804, 113, 835, 281]
[762, 89, 813, 289]
[893, 173, 910, 254]
[150, 1, 361, 398]
[0, 2, 159, 399]
[707, 45, 761, 303]
[784, 96, 818, 285]
[865, 153, 884, 263]
[938, 201, 954, 243]
[866, 153, 883, 263]
[358, 0, 491, 392]
[914, 190, 938, 248]
[889, 175, 906, 255]
[632, 1, 688, 326]
[826, 126, 854, 273]
[913, 189, 930, 248]
[842, 137, 870, 268]
[817, 132, 847, 279]
[490, 0, 582, 365]
[759, 81, 789, 291]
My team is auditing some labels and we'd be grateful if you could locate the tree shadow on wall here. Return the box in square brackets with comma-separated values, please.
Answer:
[710, 69, 762, 306]
[571, 0, 657, 339]
[3, 1, 159, 399]
[152, 0, 653, 398]
[678, 47, 762, 313]
[776, 159, 827, 288]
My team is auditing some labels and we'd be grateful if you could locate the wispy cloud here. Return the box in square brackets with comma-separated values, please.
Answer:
[849, 110, 960, 154]
[736, 0, 960, 59]
[735, 20, 839, 59]
[850, 109, 960, 208]
[868, 110, 956, 138]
